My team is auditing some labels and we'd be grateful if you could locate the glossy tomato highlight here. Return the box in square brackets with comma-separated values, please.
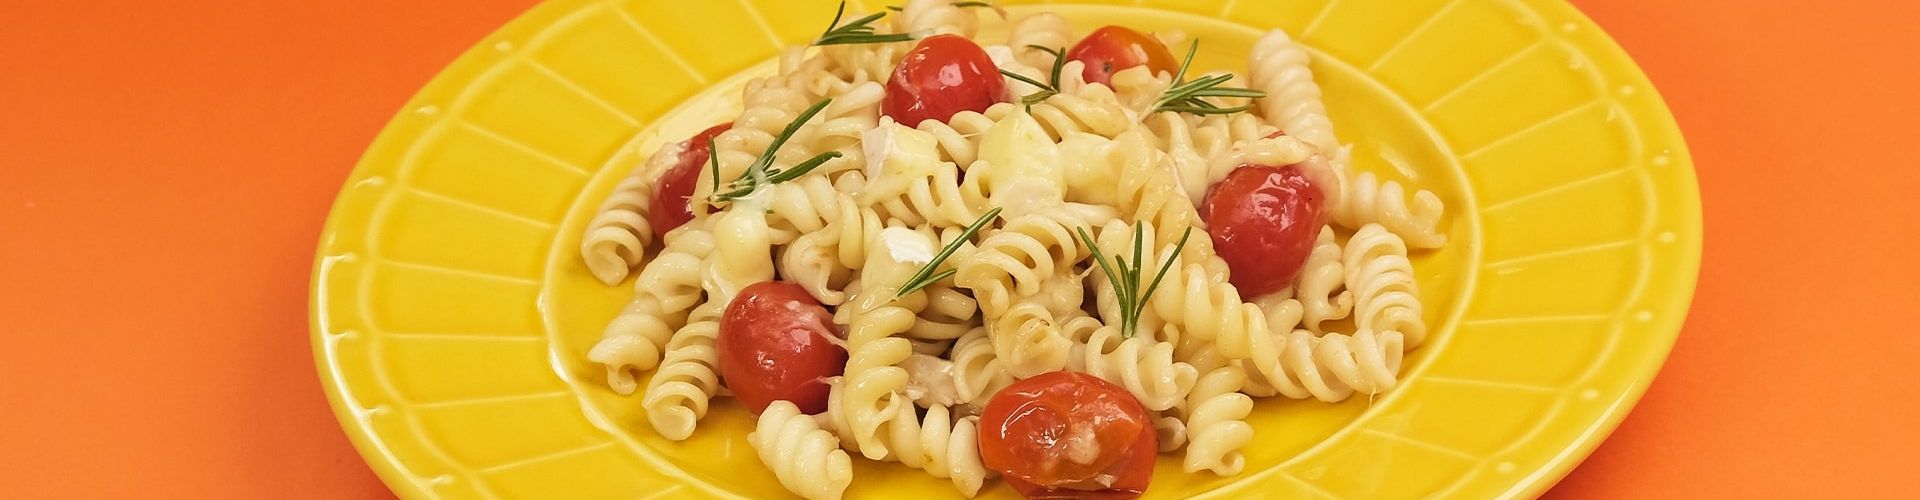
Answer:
[980, 371, 1157, 498]
[883, 34, 1006, 126]
[1066, 26, 1179, 86]
[1204, 164, 1325, 297]
[715, 281, 845, 414]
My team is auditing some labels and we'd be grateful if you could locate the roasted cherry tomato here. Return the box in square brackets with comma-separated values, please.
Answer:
[716, 281, 846, 414]
[1065, 26, 1179, 86]
[883, 34, 1006, 126]
[980, 371, 1157, 499]
[1203, 164, 1325, 297]
[648, 122, 732, 240]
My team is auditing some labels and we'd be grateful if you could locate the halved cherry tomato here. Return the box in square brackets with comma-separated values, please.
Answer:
[883, 34, 1006, 126]
[1065, 26, 1179, 86]
[980, 371, 1157, 499]
[716, 281, 846, 414]
[1203, 164, 1325, 297]
[648, 122, 732, 240]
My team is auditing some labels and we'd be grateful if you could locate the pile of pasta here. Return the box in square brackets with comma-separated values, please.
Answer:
[578, 2, 1446, 498]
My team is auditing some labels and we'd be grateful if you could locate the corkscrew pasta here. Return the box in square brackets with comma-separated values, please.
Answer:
[576, 3, 1450, 497]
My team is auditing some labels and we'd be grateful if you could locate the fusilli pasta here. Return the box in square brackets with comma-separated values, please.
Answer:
[752, 400, 855, 500]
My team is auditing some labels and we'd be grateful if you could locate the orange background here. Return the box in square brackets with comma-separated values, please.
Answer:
[2, 0, 1915, 498]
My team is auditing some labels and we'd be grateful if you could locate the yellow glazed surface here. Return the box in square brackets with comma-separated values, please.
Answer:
[310, 0, 1701, 497]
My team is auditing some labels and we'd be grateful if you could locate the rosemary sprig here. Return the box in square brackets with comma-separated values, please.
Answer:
[1152, 40, 1265, 115]
[998, 45, 1068, 109]
[886, 1, 996, 11]
[895, 207, 1003, 298]
[816, 1, 918, 46]
[1075, 223, 1192, 338]
[709, 98, 841, 204]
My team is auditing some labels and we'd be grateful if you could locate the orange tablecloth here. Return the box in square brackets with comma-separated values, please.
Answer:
[2, 1, 1913, 497]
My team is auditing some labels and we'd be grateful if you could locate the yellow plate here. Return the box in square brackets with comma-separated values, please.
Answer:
[311, 0, 1700, 498]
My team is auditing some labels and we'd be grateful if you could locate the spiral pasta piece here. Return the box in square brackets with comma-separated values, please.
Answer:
[589, 220, 715, 394]
[988, 300, 1076, 379]
[950, 326, 1013, 405]
[1249, 29, 1338, 157]
[1103, 128, 1229, 264]
[641, 300, 722, 441]
[1103, 217, 1398, 402]
[1295, 226, 1353, 333]
[817, 382, 991, 497]
[1336, 170, 1449, 249]
[1067, 324, 1198, 411]
[909, 284, 980, 341]
[1181, 365, 1254, 476]
[752, 400, 854, 500]
[642, 206, 774, 440]
[983, 91, 1132, 142]
[580, 142, 681, 285]
[1152, 410, 1188, 453]
[839, 305, 916, 457]
[956, 208, 1089, 319]
[1005, 13, 1071, 68]
[1345, 224, 1427, 349]
[912, 109, 998, 167]
[699, 77, 822, 210]
[1248, 29, 1447, 247]
[893, 0, 981, 38]
[860, 121, 990, 228]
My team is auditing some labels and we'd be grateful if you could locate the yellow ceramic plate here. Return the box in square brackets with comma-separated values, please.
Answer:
[311, 0, 1700, 498]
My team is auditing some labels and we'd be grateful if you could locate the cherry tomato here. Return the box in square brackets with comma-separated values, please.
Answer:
[716, 281, 846, 414]
[980, 371, 1157, 498]
[1203, 164, 1325, 297]
[648, 122, 732, 240]
[883, 34, 1006, 126]
[1066, 26, 1179, 87]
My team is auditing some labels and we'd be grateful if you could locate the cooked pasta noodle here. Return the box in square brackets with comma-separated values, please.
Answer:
[579, 143, 679, 285]
[1295, 226, 1353, 333]
[752, 400, 855, 500]
[1345, 223, 1427, 349]
[588, 219, 715, 394]
[579, 16, 1449, 497]
[1181, 365, 1254, 475]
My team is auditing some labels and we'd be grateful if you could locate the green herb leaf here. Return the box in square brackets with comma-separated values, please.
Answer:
[817, 1, 918, 46]
[896, 207, 1003, 298]
[1075, 223, 1192, 338]
[1152, 40, 1266, 115]
[710, 98, 835, 204]
[1002, 46, 1068, 110]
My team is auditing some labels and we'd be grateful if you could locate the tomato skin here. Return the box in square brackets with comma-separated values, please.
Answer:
[979, 371, 1157, 498]
[716, 281, 846, 414]
[1204, 164, 1325, 297]
[883, 34, 1006, 126]
[648, 122, 732, 240]
[1066, 26, 1179, 86]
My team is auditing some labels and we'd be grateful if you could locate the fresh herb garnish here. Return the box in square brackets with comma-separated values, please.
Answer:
[895, 207, 1003, 298]
[816, 1, 918, 46]
[998, 45, 1068, 109]
[1152, 40, 1266, 115]
[709, 98, 841, 204]
[1075, 223, 1192, 338]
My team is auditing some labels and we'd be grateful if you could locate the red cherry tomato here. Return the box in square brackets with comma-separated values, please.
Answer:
[648, 122, 732, 240]
[1203, 164, 1325, 297]
[980, 371, 1157, 499]
[716, 281, 846, 414]
[1066, 26, 1179, 87]
[883, 34, 1006, 126]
